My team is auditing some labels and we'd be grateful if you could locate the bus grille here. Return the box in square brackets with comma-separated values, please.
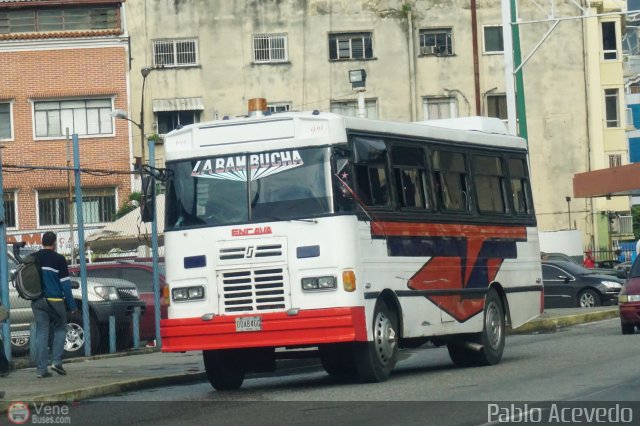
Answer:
[220, 267, 287, 313]
[218, 244, 283, 261]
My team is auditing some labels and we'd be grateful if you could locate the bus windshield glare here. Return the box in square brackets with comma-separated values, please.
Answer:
[166, 147, 334, 229]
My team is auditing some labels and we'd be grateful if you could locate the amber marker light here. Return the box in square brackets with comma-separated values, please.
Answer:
[343, 270, 356, 292]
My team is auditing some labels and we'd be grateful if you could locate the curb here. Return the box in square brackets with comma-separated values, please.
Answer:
[0, 371, 206, 413]
[510, 308, 619, 334]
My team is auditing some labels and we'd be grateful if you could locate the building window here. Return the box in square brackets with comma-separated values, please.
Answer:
[423, 97, 457, 120]
[484, 26, 504, 53]
[153, 38, 198, 67]
[156, 110, 201, 135]
[487, 94, 507, 120]
[602, 21, 617, 60]
[419, 28, 453, 56]
[328, 32, 373, 60]
[609, 154, 622, 168]
[38, 188, 116, 226]
[253, 34, 288, 63]
[605, 88, 620, 128]
[0, 7, 117, 34]
[629, 82, 640, 94]
[4, 191, 15, 228]
[34, 99, 113, 138]
[267, 102, 291, 114]
[0, 102, 12, 140]
[330, 99, 378, 119]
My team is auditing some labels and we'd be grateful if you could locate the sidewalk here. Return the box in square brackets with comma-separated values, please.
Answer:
[0, 306, 619, 410]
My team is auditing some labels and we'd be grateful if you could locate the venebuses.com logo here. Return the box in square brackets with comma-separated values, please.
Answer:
[7, 402, 30, 424]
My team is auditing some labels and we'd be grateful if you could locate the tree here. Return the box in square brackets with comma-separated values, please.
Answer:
[116, 192, 142, 219]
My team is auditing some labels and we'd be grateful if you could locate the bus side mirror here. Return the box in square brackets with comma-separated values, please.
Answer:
[140, 175, 156, 223]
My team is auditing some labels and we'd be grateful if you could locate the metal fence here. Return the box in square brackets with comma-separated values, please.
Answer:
[0, 136, 164, 362]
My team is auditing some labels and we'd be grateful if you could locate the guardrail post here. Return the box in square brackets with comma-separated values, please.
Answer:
[108, 315, 116, 354]
[132, 307, 140, 350]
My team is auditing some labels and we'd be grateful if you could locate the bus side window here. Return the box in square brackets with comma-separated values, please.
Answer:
[355, 164, 390, 206]
[432, 150, 469, 211]
[508, 158, 532, 215]
[472, 155, 508, 214]
[391, 146, 428, 209]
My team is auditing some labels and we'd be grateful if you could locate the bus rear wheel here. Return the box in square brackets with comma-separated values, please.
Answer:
[355, 300, 398, 383]
[447, 289, 505, 367]
[203, 349, 246, 391]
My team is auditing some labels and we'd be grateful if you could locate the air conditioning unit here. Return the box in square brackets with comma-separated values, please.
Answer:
[421, 46, 437, 55]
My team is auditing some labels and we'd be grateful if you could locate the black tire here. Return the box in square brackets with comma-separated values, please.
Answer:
[319, 343, 357, 377]
[203, 349, 246, 391]
[10, 335, 30, 357]
[577, 289, 601, 308]
[354, 300, 399, 383]
[64, 311, 102, 357]
[446, 342, 474, 367]
[448, 289, 505, 367]
[621, 322, 635, 335]
[474, 289, 506, 366]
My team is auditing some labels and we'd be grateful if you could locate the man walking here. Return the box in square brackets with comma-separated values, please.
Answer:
[32, 231, 76, 378]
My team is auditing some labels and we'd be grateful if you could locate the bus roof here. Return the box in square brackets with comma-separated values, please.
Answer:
[164, 111, 527, 160]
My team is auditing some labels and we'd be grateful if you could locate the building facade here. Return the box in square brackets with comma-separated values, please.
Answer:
[0, 0, 132, 252]
[120, 0, 628, 247]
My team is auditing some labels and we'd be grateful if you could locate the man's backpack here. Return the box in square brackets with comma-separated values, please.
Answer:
[13, 254, 44, 300]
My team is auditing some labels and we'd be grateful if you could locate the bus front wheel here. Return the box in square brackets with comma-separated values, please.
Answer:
[203, 349, 246, 391]
[355, 300, 399, 382]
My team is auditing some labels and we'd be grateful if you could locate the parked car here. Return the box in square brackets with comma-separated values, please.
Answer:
[542, 252, 623, 278]
[619, 258, 640, 334]
[614, 261, 632, 279]
[595, 259, 621, 269]
[541, 260, 623, 308]
[8, 251, 146, 357]
[69, 260, 166, 343]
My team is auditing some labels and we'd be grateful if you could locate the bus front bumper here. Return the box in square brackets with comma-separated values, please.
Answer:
[160, 307, 367, 352]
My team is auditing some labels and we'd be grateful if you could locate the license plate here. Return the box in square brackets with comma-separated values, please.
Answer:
[235, 316, 262, 332]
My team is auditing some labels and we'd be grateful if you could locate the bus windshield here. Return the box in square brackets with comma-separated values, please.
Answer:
[166, 147, 334, 229]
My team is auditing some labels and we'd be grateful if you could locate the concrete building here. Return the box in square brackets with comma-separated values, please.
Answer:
[0, 0, 132, 253]
[121, 0, 629, 248]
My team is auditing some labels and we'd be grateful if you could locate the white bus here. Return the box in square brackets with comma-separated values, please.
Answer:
[159, 109, 543, 390]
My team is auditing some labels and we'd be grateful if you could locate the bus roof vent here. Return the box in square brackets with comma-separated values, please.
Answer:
[248, 98, 268, 117]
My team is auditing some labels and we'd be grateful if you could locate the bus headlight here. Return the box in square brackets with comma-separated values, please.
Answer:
[301, 276, 337, 291]
[172, 286, 205, 302]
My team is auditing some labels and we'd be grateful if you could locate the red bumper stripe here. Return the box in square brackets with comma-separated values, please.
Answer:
[161, 307, 367, 352]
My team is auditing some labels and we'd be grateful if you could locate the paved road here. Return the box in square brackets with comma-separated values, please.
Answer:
[63, 318, 640, 425]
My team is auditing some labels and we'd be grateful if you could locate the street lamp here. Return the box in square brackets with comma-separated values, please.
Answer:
[348, 69, 367, 118]
[565, 196, 572, 230]
[112, 67, 153, 171]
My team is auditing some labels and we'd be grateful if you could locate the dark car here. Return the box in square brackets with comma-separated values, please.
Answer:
[69, 260, 166, 343]
[619, 257, 640, 334]
[614, 261, 632, 279]
[542, 252, 624, 278]
[542, 260, 623, 308]
[595, 259, 621, 269]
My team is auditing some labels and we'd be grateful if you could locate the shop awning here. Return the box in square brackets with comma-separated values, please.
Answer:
[152, 97, 204, 112]
[573, 162, 640, 198]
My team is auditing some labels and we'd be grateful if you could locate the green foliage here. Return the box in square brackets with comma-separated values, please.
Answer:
[115, 192, 142, 219]
[633, 205, 640, 239]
